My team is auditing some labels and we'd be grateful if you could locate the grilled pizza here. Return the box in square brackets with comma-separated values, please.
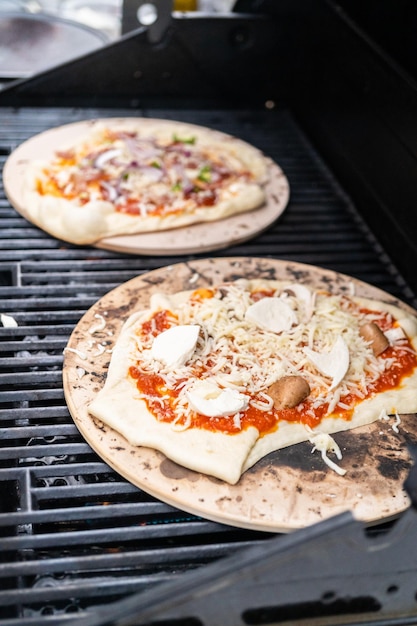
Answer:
[88, 278, 417, 484]
[21, 119, 269, 245]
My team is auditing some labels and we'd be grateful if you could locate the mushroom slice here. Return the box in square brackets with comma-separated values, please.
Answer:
[304, 335, 350, 390]
[245, 297, 297, 333]
[359, 322, 389, 356]
[267, 375, 311, 409]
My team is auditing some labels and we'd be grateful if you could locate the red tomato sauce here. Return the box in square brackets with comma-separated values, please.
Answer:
[250, 289, 275, 302]
[115, 199, 178, 217]
[190, 288, 215, 302]
[140, 310, 175, 337]
[129, 305, 417, 436]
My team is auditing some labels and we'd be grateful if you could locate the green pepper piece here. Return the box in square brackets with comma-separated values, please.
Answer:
[173, 133, 196, 145]
[197, 165, 211, 183]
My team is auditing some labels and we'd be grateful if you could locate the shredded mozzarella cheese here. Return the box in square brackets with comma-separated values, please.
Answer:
[64, 346, 87, 360]
[392, 412, 401, 433]
[132, 281, 415, 434]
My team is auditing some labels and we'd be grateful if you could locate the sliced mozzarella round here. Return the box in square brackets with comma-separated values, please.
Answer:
[186, 380, 249, 417]
[303, 335, 350, 390]
[245, 297, 297, 333]
[284, 283, 316, 321]
[151, 324, 200, 369]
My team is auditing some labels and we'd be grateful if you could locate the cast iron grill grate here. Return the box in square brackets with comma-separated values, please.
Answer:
[0, 105, 416, 624]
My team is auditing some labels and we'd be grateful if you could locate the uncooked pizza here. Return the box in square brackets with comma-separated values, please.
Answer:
[21, 119, 269, 244]
[88, 277, 417, 485]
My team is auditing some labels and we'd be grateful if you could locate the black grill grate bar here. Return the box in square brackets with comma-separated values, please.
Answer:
[0, 577, 172, 611]
[0, 228, 50, 239]
[1, 286, 125, 296]
[0, 297, 112, 311]
[0, 311, 89, 323]
[0, 386, 64, 400]
[0, 325, 74, 336]
[0, 368, 63, 382]
[0, 443, 91, 461]
[19, 259, 164, 272]
[0, 577, 192, 617]
[0, 241, 65, 253]
[0, 540, 259, 578]
[260, 229, 367, 243]
[1, 461, 122, 478]
[9, 459, 199, 486]
[19, 272, 143, 285]
[1, 423, 77, 440]
[0, 352, 65, 370]
[0, 407, 69, 420]
[0, 361, 63, 376]
[32, 483, 152, 503]
[0, 520, 229, 551]
[0, 502, 178, 529]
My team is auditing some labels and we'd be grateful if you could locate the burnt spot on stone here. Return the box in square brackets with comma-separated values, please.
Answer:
[221, 271, 248, 283]
[141, 275, 170, 288]
[104, 302, 135, 319]
[252, 441, 328, 473]
[376, 455, 412, 481]
[207, 475, 224, 485]
[286, 268, 313, 283]
[160, 457, 199, 481]
[92, 417, 107, 433]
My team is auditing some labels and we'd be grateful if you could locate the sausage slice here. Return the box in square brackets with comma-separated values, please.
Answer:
[268, 375, 311, 409]
[359, 322, 389, 356]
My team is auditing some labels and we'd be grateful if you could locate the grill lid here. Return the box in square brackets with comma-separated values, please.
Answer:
[0, 12, 108, 80]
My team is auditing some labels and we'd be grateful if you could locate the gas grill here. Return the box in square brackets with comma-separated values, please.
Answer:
[2, 1, 417, 624]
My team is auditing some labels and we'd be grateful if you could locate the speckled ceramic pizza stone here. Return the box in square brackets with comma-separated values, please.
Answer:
[63, 257, 417, 532]
[3, 118, 290, 255]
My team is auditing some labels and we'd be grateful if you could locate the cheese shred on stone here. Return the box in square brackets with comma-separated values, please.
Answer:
[309, 433, 347, 476]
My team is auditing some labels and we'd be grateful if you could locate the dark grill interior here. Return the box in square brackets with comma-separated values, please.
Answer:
[2, 2, 417, 623]
[1, 104, 416, 624]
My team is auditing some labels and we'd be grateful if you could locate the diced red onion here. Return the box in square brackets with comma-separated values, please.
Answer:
[94, 148, 122, 169]
[100, 180, 119, 202]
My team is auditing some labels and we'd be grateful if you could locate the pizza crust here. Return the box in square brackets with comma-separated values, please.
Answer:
[88, 280, 417, 485]
[21, 120, 269, 245]
[22, 182, 266, 245]
[88, 311, 259, 484]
